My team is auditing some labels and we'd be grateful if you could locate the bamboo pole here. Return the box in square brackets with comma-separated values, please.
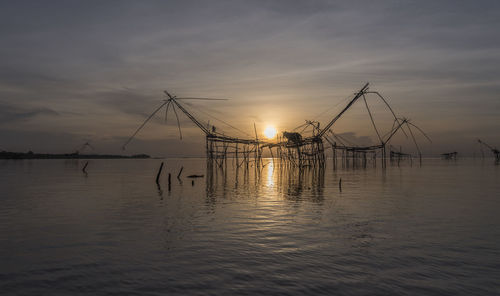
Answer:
[156, 162, 164, 184]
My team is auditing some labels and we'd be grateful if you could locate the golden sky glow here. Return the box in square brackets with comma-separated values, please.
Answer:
[0, 1, 499, 156]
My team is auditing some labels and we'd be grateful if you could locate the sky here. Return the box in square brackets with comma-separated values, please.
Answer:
[1, 0, 499, 156]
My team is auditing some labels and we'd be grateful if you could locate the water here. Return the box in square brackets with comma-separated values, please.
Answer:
[1, 158, 499, 295]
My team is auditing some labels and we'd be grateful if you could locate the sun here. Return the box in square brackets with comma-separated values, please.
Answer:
[264, 126, 277, 139]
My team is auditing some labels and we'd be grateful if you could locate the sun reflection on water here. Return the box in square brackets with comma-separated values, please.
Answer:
[266, 159, 274, 188]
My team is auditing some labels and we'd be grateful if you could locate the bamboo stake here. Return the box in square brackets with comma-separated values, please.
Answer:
[82, 161, 89, 173]
[168, 173, 171, 191]
[177, 166, 184, 179]
[155, 162, 164, 184]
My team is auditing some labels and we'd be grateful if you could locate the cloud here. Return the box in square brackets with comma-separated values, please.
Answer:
[0, 0, 499, 155]
[0, 103, 60, 123]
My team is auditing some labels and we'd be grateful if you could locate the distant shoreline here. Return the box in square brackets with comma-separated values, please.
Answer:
[0, 151, 150, 160]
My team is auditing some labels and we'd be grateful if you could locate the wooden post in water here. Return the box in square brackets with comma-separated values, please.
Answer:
[332, 144, 337, 170]
[382, 146, 386, 168]
[177, 166, 184, 179]
[235, 143, 239, 166]
[168, 173, 172, 191]
[339, 178, 342, 192]
[155, 162, 164, 184]
[82, 161, 89, 173]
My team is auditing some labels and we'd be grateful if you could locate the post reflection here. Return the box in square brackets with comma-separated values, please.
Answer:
[265, 160, 274, 188]
[205, 158, 325, 204]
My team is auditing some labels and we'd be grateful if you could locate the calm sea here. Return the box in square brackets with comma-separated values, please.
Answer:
[1, 158, 499, 295]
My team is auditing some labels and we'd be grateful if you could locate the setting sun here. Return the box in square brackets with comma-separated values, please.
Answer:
[264, 126, 277, 139]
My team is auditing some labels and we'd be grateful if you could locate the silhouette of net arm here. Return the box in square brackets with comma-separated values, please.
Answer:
[122, 101, 168, 150]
